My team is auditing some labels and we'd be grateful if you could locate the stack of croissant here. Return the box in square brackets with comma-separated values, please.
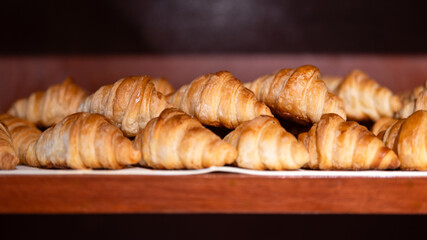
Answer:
[1, 65, 426, 171]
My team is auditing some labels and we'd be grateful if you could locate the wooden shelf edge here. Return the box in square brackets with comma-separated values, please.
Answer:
[1, 174, 426, 214]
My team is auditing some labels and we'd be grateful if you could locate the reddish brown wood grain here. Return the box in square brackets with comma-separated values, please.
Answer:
[1, 54, 426, 112]
[1, 174, 427, 214]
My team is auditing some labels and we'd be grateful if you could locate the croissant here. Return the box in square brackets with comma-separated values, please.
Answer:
[380, 110, 427, 170]
[397, 81, 427, 118]
[167, 71, 272, 129]
[331, 70, 401, 121]
[0, 122, 19, 170]
[79, 76, 172, 137]
[0, 114, 41, 167]
[371, 117, 398, 136]
[133, 108, 237, 169]
[244, 65, 346, 124]
[223, 116, 309, 170]
[298, 113, 400, 170]
[151, 77, 175, 95]
[8, 77, 87, 127]
[36, 112, 140, 169]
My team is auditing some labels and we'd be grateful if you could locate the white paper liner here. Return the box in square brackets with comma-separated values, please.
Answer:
[1, 165, 427, 178]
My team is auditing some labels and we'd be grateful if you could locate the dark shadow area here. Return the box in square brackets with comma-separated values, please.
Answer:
[0, 214, 423, 240]
[0, 0, 145, 54]
[1, 0, 427, 54]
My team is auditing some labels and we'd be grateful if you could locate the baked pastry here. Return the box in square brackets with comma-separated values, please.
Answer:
[8, 77, 87, 127]
[298, 113, 400, 170]
[331, 70, 401, 121]
[380, 110, 427, 170]
[133, 108, 237, 169]
[244, 65, 346, 124]
[0, 112, 140, 169]
[167, 71, 272, 128]
[152, 77, 175, 95]
[371, 117, 399, 135]
[322, 76, 342, 93]
[224, 116, 309, 170]
[79, 76, 172, 137]
[0, 114, 42, 167]
[397, 80, 427, 118]
[0, 122, 19, 170]
[36, 112, 140, 169]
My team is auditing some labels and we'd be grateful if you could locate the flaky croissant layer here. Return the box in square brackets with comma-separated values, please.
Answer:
[0, 114, 41, 167]
[244, 65, 346, 124]
[371, 117, 398, 136]
[167, 71, 272, 129]
[8, 77, 87, 127]
[380, 110, 427, 170]
[35, 112, 141, 169]
[397, 80, 427, 118]
[0, 122, 19, 170]
[133, 108, 237, 169]
[298, 113, 400, 170]
[332, 70, 401, 121]
[79, 76, 172, 137]
[151, 77, 175, 95]
[224, 116, 309, 170]
[1, 112, 141, 169]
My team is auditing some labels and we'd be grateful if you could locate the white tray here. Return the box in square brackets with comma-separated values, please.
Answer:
[1, 165, 427, 178]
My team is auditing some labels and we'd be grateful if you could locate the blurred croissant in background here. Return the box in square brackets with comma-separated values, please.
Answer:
[397, 80, 427, 118]
[8, 77, 87, 128]
[324, 70, 401, 121]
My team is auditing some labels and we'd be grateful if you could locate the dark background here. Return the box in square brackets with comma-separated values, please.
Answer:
[2, 1, 427, 238]
[1, 0, 426, 54]
[0, 214, 424, 240]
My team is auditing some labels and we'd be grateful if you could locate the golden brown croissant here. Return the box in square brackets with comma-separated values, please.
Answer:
[397, 81, 427, 118]
[244, 65, 346, 124]
[0, 114, 41, 167]
[36, 112, 140, 169]
[151, 77, 175, 95]
[167, 71, 273, 129]
[380, 110, 427, 170]
[8, 77, 87, 127]
[371, 117, 399, 136]
[0, 122, 19, 170]
[223, 116, 309, 170]
[133, 108, 237, 169]
[79, 76, 172, 137]
[298, 113, 400, 170]
[332, 70, 401, 121]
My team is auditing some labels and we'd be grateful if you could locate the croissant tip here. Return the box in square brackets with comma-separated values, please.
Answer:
[63, 76, 74, 82]
[0, 153, 19, 170]
[226, 146, 238, 165]
[117, 143, 142, 166]
[390, 157, 401, 170]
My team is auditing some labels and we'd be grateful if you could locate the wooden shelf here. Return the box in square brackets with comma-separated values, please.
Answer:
[1, 173, 427, 214]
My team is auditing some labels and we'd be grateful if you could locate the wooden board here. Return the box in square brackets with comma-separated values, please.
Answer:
[1, 174, 427, 214]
